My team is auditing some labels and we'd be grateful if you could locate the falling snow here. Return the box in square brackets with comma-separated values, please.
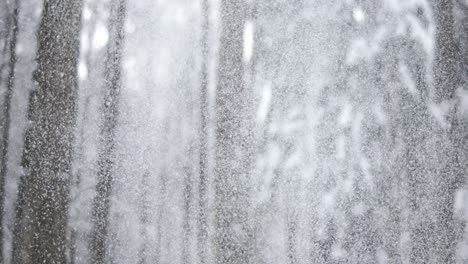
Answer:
[0, 0, 468, 264]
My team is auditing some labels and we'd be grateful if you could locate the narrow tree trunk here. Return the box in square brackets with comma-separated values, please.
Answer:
[433, 0, 458, 103]
[214, 0, 253, 263]
[11, 0, 82, 263]
[431, 1, 461, 263]
[156, 168, 168, 263]
[182, 165, 193, 264]
[0, 1, 13, 88]
[458, 0, 468, 83]
[69, 96, 92, 264]
[90, 0, 127, 263]
[138, 171, 150, 264]
[68, 4, 101, 260]
[286, 215, 297, 264]
[197, 0, 210, 263]
[0, 0, 19, 261]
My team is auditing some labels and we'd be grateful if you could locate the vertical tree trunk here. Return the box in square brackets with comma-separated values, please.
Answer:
[458, 0, 468, 84]
[156, 167, 168, 263]
[214, 0, 253, 263]
[90, 0, 127, 263]
[0, 0, 19, 261]
[0, 1, 13, 88]
[11, 0, 82, 263]
[286, 214, 297, 264]
[138, 171, 150, 264]
[182, 165, 193, 264]
[0, 2, 12, 88]
[433, 0, 458, 103]
[431, 1, 461, 263]
[69, 96, 92, 264]
[197, 0, 210, 263]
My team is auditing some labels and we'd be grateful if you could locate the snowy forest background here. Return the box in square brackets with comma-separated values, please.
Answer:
[0, 0, 468, 263]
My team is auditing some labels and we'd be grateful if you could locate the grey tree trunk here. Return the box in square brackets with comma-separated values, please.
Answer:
[431, 1, 462, 263]
[457, 0, 468, 84]
[11, 0, 82, 263]
[197, 0, 210, 263]
[182, 164, 194, 264]
[214, 0, 253, 263]
[0, 0, 19, 261]
[433, 0, 458, 103]
[90, 0, 127, 263]
[68, 4, 101, 261]
[0, 1, 13, 88]
[138, 171, 150, 264]
[69, 96, 92, 264]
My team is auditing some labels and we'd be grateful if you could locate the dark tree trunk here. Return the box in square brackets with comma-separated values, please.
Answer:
[0, 0, 19, 261]
[431, 1, 461, 263]
[433, 0, 458, 103]
[90, 0, 127, 263]
[214, 0, 253, 263]
[0, 1, 13, 88]
[197, 0, 210, 263]
[457, 0, 468, 83]
[0, 2, 13, 88]
[11, 0, 82, 263]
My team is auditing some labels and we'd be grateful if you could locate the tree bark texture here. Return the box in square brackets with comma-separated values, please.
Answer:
[11, 1, 82, 263]
[90, 0, 127, 263]
[0, 0, 19, 261]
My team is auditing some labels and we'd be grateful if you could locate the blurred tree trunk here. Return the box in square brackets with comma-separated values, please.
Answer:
[90, 0, 127, 263]
[197, 0, 209, 263]
[286, 213, 298, 264]
[433, 0, 458, 103]
[431, 0, 462, 263]
[11, 0, 82, 263]
[138, 171, 150, 264]
[0, 2, 12, 88]
[457, 0, 468, 83]
[0, 1, 12, 87]
[182, 164, 194, 264]
[214, 0, 253, 263]
[156, 168, 167, 263]
[0, 0, 19, 261]
[68, 96, 91, 264]
[68, 3, 101, 261]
